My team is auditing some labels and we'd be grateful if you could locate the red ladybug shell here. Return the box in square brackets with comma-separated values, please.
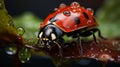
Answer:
[40, 2, 98, 33]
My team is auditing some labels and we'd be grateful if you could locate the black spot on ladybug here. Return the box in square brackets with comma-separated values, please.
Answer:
[74, 17, 81, 24]
[63, 10, 71, 16]
[83, 12, 89, 19]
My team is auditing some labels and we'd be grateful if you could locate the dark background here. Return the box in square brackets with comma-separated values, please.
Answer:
[1, 0, 120, 67]
[4, 0, 104, 19]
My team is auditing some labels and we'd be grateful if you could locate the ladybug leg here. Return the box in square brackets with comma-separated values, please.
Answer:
[33, 38, 44, 49]
[97, 29, 107, 40]
[25, 38, 43, 50]
[90, 30, 99, 44]
[91, 29, 106, 45]
[33, 30, 42, 47]
[77, 34, 83, 55]
[92, 32, 98, 44]
[54, 41, 63, 57]
[36, 38, 40, 45]
[97, 29, 107, 47]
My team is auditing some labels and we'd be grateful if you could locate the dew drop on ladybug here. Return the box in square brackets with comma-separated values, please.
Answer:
[59, 3, 66, 8]
[54, 8, 58, 11]
[70, 2, 81, 13]
[63, 10, 71, 16]
[87, 8, 94, 13]
[87, 8, 94, 15]
[70, 2, 80, 8]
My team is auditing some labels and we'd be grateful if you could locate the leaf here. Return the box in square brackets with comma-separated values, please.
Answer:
[0, 0, 24, 45]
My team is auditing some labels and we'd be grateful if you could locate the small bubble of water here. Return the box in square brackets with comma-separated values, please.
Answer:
[5, 46, 17, 55]
[16, 27, 25, 35]
[8, 20, 14, 27]
[78, 59, 91, 65]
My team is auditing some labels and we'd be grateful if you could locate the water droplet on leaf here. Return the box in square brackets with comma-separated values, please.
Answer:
[8, 20, 14, 27]
[112, 41, 120, 51]
[18, 47, 31, 63]
[78, 59, 91, 65]
[5, 46, 17, 55]
[16, 27, 25, 35]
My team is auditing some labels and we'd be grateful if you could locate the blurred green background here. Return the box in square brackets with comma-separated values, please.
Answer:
[13, 12, 41, 39]
[96, 0, 120, 38]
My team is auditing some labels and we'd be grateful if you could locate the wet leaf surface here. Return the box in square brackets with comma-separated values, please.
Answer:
[31, 38, 120, 62]
[25, 38, 120, 67]
[0, 0, 24, 67]
[0, 0, 24, 46]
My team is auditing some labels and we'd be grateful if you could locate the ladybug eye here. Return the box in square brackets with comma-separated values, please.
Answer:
[63, 11, 71, 16]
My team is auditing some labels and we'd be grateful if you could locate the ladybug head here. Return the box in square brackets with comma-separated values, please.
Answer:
[38, 24, 62, 48]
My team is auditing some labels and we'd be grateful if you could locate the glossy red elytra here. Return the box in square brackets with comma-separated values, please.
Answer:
[36, 2, 104, 56]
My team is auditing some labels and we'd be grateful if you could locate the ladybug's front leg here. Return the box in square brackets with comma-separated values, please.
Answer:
[25, 38, 42, 50]
[91, 29, 106, 45]
[97, 29, 107, 40]
[33, 38, 43, 49]
[90, 31, 98, 44]
[53, 41, 63, 57]
[77, 34, 83, 55]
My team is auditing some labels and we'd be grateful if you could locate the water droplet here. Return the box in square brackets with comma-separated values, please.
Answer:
[59, 3, 66, 8]
[70, 2, 80, 8]
[63, 10, 71, 16]
[87, 8, 94, 15]
[118, 56, 120, 61]
[70, 2, 81, 13]
[78, 59, 91, 65]
[104, 48, 108, 51]
[5, 46, 17, 55]
[16, 27, 25, 35]
[90, 53, 96, 58]
[18, 48, 31, 63]
[112, 41, 120, 51]
[98, 54, 114, 62]
[54, 8, 58, 11]
[8, 20, 14, 27]
[87, 8, 94, 12]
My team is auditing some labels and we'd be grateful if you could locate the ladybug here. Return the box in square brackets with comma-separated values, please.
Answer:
[36, 2, 104, 56]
